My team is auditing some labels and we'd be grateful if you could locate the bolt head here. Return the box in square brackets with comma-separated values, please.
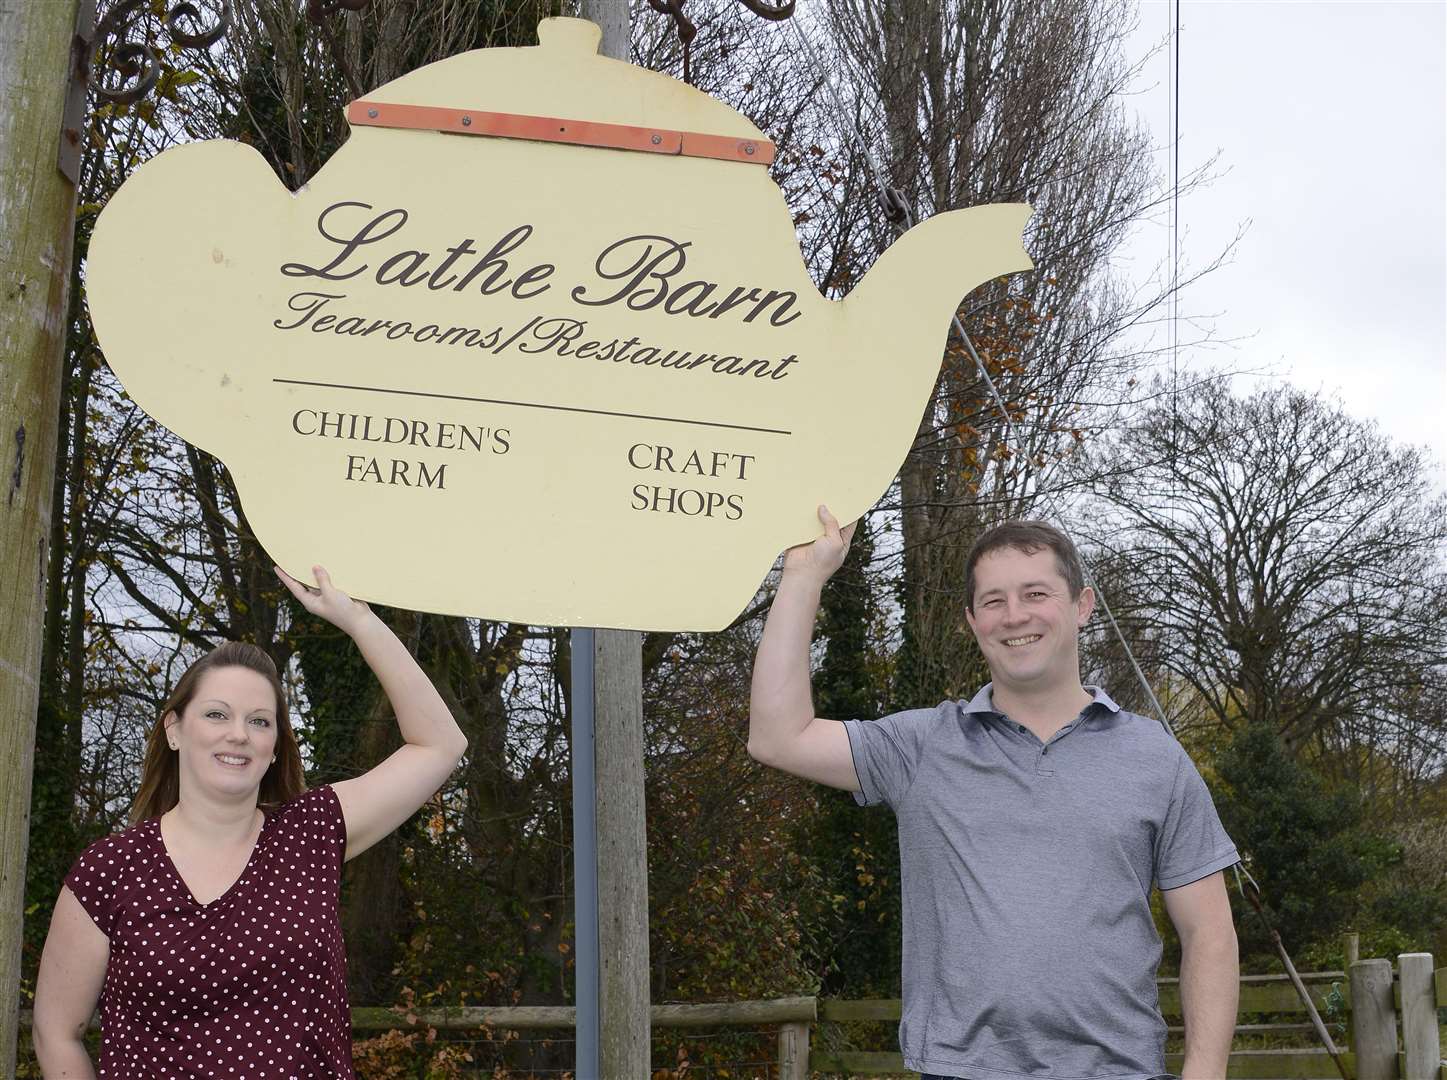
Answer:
[461, 115, 472, 126]
[367, 108, 378, 118]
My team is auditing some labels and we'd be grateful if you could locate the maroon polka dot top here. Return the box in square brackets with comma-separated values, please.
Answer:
[64, 785, 353, 1078]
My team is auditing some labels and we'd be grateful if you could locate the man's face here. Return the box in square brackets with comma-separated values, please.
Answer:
[964, 546, 1094, 693]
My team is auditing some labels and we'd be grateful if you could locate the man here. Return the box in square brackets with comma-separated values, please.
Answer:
[749, 511, 1240, 1080]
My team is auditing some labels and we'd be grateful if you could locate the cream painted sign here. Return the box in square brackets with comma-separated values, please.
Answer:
[87, 18, 1032, 631]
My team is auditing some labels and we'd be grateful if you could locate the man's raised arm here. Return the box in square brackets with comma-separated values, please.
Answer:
[747, 505, 862, 791]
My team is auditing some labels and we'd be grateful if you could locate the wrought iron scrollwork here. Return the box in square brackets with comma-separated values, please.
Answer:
[305, 0, 374, 101]
[649, 0, 796, 85]
[737, 0, 796, 20]
[305, 0, 374, 21]
[166, 2, 231, 49]
[92, 0, 232, 107]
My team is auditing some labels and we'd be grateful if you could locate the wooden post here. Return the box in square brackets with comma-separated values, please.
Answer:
[1345, 932, 1360, 967]
[567, 6, 646, 1078]
[1348, 959, 1398, 1080]
[573, 0, 650, 1071]
[0, 1, 82, 1073]
[778, 1020, 809, 1080]
[1396, 953, 1438, 1080]
[593, 628, 649, 1078]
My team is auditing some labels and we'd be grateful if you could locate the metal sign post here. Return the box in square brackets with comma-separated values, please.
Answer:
[569, 627, 601, 1079]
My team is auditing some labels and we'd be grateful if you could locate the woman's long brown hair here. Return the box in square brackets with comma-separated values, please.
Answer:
[130, 642, 306, 824]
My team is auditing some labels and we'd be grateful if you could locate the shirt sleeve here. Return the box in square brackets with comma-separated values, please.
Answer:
[304, 785, 348, 878]
[63, 835, 126, 937]
[843, 707, 942, 809]
[1154, 746, 1240, 890]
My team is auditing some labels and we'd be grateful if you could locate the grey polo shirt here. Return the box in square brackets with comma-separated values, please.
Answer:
[844, 684, 1239, 1080]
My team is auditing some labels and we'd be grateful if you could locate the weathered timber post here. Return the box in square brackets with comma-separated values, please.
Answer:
[573, 8, 650, 1080]
[592, 629, 648, 1077]
[778, 1020, 809, 1080]
[1348, 958, 1398, 1080]
[1345, 931, 1360, 967]
[0, 1, 83, 1072]
[1396, 953, 1438, 1080]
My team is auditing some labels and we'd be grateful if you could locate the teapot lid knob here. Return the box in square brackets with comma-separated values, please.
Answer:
[537, 18, 603, 55]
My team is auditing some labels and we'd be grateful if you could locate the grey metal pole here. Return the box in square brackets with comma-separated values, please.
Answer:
[569, 627, 600, 1079]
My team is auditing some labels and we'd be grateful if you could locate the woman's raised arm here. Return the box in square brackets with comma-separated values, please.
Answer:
[276, 565, 467, 861]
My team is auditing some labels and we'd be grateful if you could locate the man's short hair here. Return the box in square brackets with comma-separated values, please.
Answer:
[964, 520, 1087, 612]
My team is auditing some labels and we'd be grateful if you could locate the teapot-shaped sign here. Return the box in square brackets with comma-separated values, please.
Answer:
[86, 18, 1032, 631]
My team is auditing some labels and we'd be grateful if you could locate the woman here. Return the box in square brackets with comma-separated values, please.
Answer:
[32, 566, 467, 1078]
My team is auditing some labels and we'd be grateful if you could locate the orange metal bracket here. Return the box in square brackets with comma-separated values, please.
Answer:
[346, 100, 774, 166]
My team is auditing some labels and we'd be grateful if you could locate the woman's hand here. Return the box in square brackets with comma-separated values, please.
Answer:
[274, 564, 375, 637]
[781, 504, 857, 587]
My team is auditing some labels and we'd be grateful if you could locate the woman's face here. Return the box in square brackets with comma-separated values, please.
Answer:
[166, 666, 280, 802]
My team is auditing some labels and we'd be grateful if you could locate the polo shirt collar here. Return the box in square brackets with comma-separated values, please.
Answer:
[961, 682, 1122, 719]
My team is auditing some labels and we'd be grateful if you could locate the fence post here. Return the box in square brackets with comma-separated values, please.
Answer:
[1397, 953, 1438, 1080]
[1345, 932, 1360, 967]
[1349, 959, 1398, 1080]
[778, 1020, 809, 1080]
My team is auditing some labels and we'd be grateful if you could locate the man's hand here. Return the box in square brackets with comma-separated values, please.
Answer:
[781, 504, 857, 585]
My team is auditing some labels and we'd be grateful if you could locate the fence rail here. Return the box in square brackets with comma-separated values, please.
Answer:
[348, 994, 817, 1032]
[17, 955, 1443, 1078]
[815, 955, 1443, 1079]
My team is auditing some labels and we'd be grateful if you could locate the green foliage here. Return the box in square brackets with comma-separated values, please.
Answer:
[800, 519, 905, 995]
[815, 519, 885, 724]
[1368, 882, 1447, 946]
[1212, 721, 1394, 962]
[23, 694, 85, 981]
[288, 594, 380, 785]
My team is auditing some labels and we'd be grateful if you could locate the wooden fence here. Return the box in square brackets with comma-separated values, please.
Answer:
[19, 953, 1444, 1077]
[343, 953, 1441, 1077]
[810, 955, 1444, 1079]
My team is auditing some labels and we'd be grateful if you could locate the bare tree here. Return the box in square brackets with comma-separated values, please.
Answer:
[809, 0, 1215, 703]
[1082, 378, 1447, 793]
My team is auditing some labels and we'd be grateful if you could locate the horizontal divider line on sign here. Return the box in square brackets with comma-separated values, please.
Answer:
[272, 378, 793, 436]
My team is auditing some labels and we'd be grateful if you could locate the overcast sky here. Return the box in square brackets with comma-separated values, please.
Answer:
[1120, 0, 1446, 484]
